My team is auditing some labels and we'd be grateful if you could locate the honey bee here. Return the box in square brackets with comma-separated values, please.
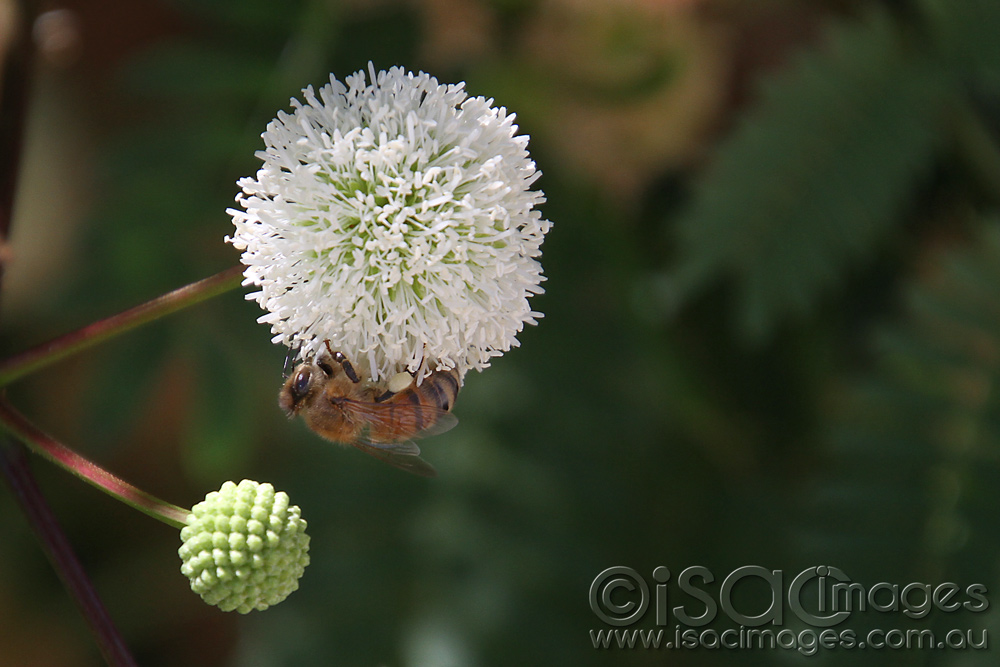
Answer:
[279, 342, 460, 477]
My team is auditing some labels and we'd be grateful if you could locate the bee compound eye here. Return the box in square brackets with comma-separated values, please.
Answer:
[293, 368, 312, 397]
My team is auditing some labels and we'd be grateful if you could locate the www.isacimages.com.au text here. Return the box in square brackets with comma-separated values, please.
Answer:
[589, 626, 988, 655]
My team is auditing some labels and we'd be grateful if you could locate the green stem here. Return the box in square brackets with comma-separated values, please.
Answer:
[0, 265, 244, 387]
[0, 399, 189, 529]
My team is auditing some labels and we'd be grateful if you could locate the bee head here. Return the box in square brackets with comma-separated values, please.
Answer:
[279, 356, 336, 416]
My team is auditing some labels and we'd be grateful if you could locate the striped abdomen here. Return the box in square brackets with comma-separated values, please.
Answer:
[365, 368, 460, 442]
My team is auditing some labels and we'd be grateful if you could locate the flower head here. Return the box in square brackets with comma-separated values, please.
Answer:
[178, 480, 310, 613]
[228, 64, 550, 383]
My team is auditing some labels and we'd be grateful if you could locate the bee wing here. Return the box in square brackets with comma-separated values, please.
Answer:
[342, 399, 459, 441]
[333, 398, 458, 477]
[351, 437, 438, 478]
[411, 410, 458, 438]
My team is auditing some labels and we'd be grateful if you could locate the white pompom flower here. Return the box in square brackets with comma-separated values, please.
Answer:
[228, 64, 551, 383]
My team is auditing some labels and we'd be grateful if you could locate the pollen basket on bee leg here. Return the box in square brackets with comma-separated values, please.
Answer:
[387, 372, 414, 394]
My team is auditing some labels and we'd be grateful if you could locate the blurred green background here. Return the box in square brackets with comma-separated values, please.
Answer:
[2, 0, 1000, 664]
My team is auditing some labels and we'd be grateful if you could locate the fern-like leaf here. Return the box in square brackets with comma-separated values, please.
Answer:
[670, 10, 951, 339]
[800, 219, 1000, 661]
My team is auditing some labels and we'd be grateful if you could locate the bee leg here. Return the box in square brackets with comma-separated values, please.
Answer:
[333, 352, 361, 384]
[323, 340, 361, 384]
[282, 348, 299, 378]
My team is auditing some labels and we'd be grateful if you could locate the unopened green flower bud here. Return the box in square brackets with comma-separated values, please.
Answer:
[178, 479, 310, 613]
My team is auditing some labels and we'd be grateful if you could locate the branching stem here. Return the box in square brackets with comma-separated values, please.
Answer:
[0, 265, 244, 387]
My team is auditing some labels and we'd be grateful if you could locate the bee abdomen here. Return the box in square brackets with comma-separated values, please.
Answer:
[370, 368, 461, 442]
[419, 368, 460, 412]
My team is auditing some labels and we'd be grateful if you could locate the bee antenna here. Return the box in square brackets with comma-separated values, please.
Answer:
[282, 349, 298, 378]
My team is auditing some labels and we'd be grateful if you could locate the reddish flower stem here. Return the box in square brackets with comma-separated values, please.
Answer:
[0, 6, 139, 664]
[0, 438, 136, 667]
[0, 440, 139, 667]
[0, 399, 189, 528]
[0, 265, 244, 387]
[0, 3, 138, 664]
